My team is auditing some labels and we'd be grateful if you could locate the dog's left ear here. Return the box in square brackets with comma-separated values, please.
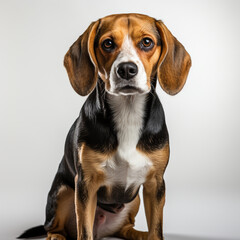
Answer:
[64, 20, 100, 96]
[155, 20, 192, 95]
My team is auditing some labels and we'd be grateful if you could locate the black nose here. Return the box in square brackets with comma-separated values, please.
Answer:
[117, 62, 138, 80]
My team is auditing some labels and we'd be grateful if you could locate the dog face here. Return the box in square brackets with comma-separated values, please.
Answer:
[94, 14, 161, 96]
[64, 14, 191, 96]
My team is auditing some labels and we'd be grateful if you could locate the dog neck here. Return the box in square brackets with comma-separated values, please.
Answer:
[80, 79, 168, 153]
[107, 92, 147, 151]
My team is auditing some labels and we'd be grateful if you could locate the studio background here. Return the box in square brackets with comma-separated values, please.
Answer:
[1, 0, 240, 239]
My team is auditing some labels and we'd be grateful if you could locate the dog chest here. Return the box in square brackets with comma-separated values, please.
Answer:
[102, 94, 152, 192]
[102, 148, 152, 189]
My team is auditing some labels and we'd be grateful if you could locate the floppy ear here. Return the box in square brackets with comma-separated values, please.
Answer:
[155, 20, 191, 95]
[64, 20, 100, 96]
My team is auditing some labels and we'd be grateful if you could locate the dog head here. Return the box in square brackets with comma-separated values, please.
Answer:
[64, 13, 191, 96]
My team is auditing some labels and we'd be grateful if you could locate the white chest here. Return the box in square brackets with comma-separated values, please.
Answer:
[102, 94, 152, 189]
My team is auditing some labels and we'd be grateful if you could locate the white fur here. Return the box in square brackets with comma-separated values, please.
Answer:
[102, 94, 152, 191]
[95, 37, 152, 239]
[108, 36, 149, 95]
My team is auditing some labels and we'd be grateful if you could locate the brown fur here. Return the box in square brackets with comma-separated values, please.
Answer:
[64, 14, 191, 97]
[64, 21, 100, 96]
[142, 143, 169, 239]
[94, 14, 162, 91]
[47, 233, 66, 240]
[47, 186, 76, 239]
[156, 20, 191, 95]
[59, 13, 190, 240]
[74, 174, 99, 240]
[115, 195, 148, 240]
[75, 145, 112, 239]
[18, 14, 191, 240]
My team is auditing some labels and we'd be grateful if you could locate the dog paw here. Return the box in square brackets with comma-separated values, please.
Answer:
[46, 233, 66, 240]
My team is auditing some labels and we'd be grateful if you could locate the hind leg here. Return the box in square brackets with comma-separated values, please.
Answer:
[115, 195, 148, 240]
[44, 172, 76, 239]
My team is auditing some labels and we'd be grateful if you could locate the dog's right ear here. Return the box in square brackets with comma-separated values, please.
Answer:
[64, 20, 100, 96]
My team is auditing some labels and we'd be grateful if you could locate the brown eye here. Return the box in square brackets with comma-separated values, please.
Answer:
[140, 38, 154, 51]
[102, 39, 115, 52]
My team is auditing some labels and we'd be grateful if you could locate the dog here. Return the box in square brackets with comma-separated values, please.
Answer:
[18, 13, 191, 240]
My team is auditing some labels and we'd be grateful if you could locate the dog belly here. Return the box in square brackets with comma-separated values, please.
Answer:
[93, 203, 132, 240]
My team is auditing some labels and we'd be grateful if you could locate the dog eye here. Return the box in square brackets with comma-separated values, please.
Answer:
[140, 38, 154, 51]
[102, 39, 115, 52]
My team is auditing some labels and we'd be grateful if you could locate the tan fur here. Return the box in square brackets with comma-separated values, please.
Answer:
[60, 13, 191, 240]
[80, 144, 113, 184]
[64, 21, 100, 96]
[143, 190, 165, 240]
[141, 143, 170, 239]
[156, 20, 192, 95]
[74, 174, 99, 240]
[116, 194, 148, 240]
[95, 14, 162, 91]
[142, 142, 170, 179]
[74, 145, 115, 239]
[47, 233, 66, 240]
[47, 186, 75, 238]
[64, 13, 191, 97]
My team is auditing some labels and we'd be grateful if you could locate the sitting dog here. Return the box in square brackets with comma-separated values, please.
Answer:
[18, 13, 191, 240]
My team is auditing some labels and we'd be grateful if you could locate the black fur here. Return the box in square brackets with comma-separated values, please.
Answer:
[78, 80, 118, 153]
[77, 173, 88, 206]
[97, 185, 139, 205]
[137, 86, 169, 152]
[18, 79, 168, 239]
[156, 180, 166, 202]
[157, 220, 163, 239]
[17, 225, 46, 239]
[97, 202, 124, 214]
[82, 226, 88, 240]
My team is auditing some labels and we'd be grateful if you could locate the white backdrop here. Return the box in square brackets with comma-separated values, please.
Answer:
[1, 0, 240, 239]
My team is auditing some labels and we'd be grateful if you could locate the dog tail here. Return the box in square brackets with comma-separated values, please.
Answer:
[17, 225, 47, 239]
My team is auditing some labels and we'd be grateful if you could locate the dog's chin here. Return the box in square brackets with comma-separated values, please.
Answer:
[108, 86, 149, 96]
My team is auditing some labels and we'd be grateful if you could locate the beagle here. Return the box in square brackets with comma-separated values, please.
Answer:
[18, 13, 191, 240]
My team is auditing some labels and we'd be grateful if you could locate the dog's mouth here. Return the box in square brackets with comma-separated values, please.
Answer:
[114, 85, 146, 96]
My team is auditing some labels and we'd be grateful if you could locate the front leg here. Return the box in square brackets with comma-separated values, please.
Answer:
[142, 143, 169, 240]
[75, 174, 98, 240]
[143, 178, 165, 240]
[75, 144, 107, 240]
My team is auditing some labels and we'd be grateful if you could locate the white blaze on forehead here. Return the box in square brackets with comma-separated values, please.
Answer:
[109, 35, 148, 94]
[118, 35, 141, 62]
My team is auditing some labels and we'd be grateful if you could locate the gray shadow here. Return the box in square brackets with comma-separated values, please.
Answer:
[165, 234, 239, 240]
[102, 235, 239, 240]
[17, 234, 239, 240]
